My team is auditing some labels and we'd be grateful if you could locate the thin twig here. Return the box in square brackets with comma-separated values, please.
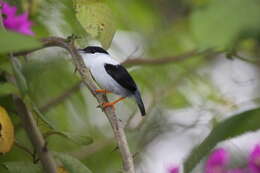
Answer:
[13, 96, 57, 173]
[14, 140, 34, 158]
[15, 36, 136, 173]
[121, 50, 200, 66]
[39, 80, 82, 113]
[69, 138, 113, 159]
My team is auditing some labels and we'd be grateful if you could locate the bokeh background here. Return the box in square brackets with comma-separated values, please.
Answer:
[1, 0, 260, 173]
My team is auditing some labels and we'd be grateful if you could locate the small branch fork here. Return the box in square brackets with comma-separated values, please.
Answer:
[15, 37, 136, 173]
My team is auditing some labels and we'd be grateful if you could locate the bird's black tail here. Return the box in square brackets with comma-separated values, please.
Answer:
[134, 90, 146, 116]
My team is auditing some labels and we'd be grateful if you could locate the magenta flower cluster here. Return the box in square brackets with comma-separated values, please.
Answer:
[204, 145, 260, 173]
[168, 166, 179, 173]
[0, 1, 34, 35]
[168, 144, 260, 173]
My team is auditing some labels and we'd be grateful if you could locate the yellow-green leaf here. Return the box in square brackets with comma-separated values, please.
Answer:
[75, 0, 116, 49]
[57, 167, 69, 173]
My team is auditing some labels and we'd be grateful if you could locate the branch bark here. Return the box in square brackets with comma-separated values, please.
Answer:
[14, 97, 57, 173]
[16, 37, 135, 173]
[121, 50, 199, 66]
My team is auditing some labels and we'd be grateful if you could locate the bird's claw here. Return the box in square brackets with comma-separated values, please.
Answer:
[96, 104, 104, 112]
[97, 102, 115, 111]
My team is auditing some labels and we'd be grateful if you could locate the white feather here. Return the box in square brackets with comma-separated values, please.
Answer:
[80, 52, 131, 97]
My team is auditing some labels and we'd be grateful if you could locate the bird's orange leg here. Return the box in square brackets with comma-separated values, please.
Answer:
[95, 89, 112, 94]
[102, 97, 126, 109]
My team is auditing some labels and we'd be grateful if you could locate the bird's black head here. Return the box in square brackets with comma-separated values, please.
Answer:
[78, 46, 109, 55]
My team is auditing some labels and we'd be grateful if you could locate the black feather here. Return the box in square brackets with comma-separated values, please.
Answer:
[80, 46, 109, 54]
[105, 63, 146, 115]
[104, 63, 137, 92]
[134, 90, 146, 116]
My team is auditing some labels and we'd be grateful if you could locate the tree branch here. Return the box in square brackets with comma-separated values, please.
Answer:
[14, 47, 214, 67]
[121, 50, 200, 66]
[13, 96, 57, 173]
[39, 80, 82, 113]
[16, 37, 135, 173]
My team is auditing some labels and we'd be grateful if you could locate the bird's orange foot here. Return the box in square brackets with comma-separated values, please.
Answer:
[96, 97, 126, 111]
[97, 102, 115, 111]
[95, 89, 112, 94]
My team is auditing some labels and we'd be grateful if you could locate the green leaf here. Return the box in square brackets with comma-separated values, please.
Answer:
[0, 83, 18, 96]
[184, 108, 260, 173]
[55, 152, 93, 173]
[0, 29, 41, 53]
[2, 161, 42, 173]
[62, 132, 93, 145]
[37, 0, 87, 38]
[75, 1, 116, 49]
[31, 102, 56, 130]
[46, 131, 93, 145]
[11, 58, 28, 96]
[191, 0, 260, 50]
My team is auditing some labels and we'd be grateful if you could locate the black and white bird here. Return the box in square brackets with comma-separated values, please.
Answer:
[78, 46, 146, 116]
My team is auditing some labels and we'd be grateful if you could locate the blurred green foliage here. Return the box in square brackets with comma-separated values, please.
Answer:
[0, 29, 41, 53]
[191, 0, 260, 50]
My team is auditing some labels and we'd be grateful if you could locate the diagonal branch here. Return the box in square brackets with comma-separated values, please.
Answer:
[16, 37, 135, 173]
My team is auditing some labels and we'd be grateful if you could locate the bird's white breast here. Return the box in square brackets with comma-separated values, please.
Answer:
[81, 53, 130, 96]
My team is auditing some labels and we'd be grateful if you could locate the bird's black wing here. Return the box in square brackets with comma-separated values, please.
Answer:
[104, 63, 137, 92]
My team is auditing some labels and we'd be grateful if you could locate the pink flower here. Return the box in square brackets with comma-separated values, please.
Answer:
[249, 144, 260, 173]
[168, 166, 179, 173]
[0, 1, 34, 35]
[227, 168, 245, 173]
[204, 148, 229, 173]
